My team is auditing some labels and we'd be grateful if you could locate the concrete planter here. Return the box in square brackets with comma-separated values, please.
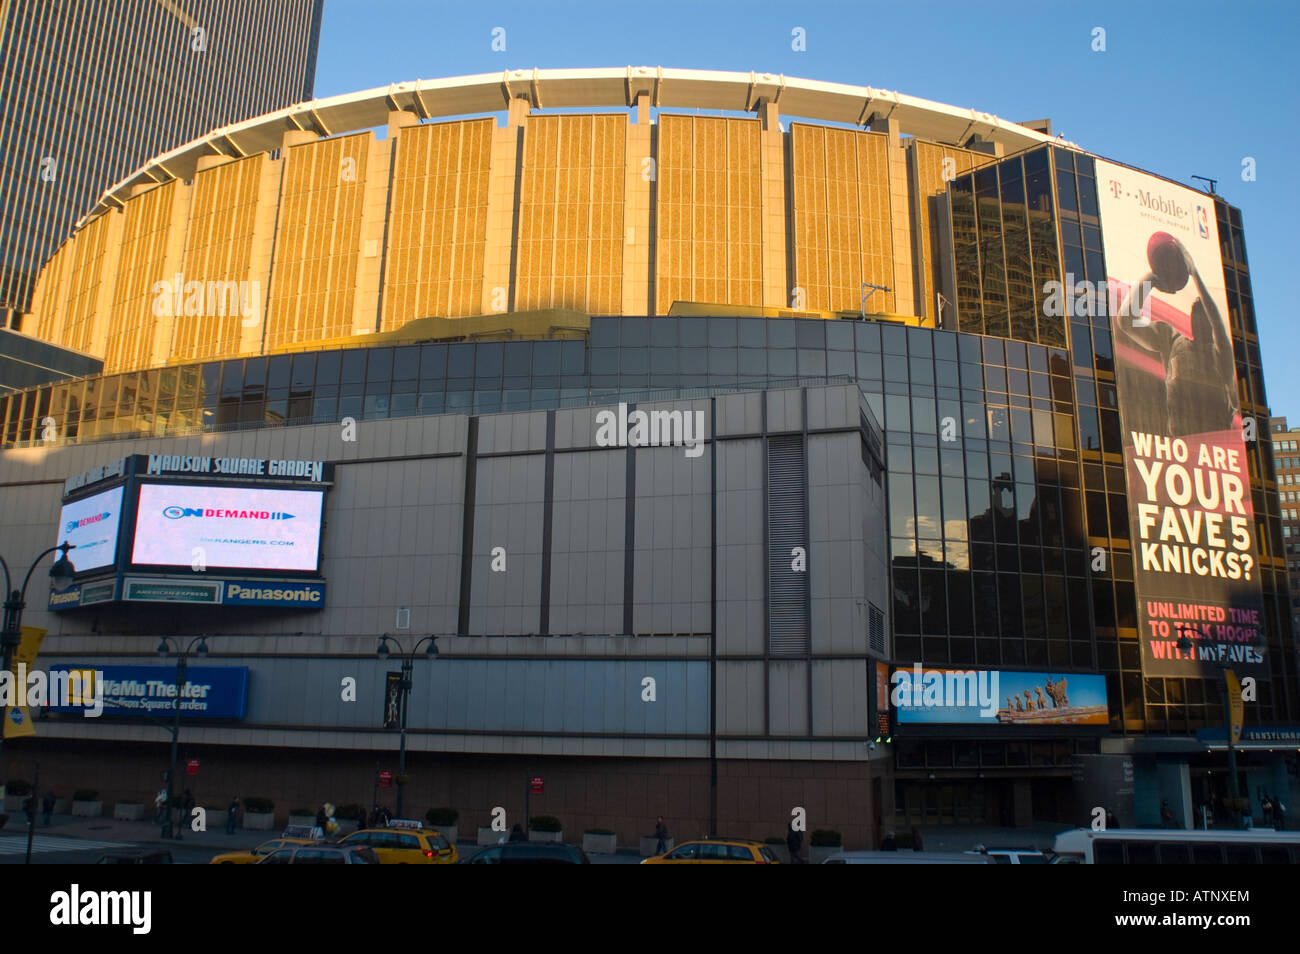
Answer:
[477, 826, 505, 846]
[244, 811, 276, 831]
[528, 829, 563, 843]
[640, 836, 673, 856]
[113, 802, 144, 821]
[3, 796, 29, 813]
[53, 798, 70, 814]
[809, 844, 841, 864]
[582, 832, 617, 855]
[71, 800, 103, 818]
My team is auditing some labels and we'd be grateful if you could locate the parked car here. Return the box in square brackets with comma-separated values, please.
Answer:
[339, 820, 457, 864]
[210, 836, 321, 864]
[964, 845, 1051, 864]
[464, 842, 589, 864]
[95, 850, 174, 864]
[257, 845, 379, 864]
[641, 839, 779, 864]
[821, 850, 995, 864]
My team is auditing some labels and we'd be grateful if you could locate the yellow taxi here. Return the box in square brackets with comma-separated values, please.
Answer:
[210, 836, 320, 864]
[641, 838, 779, 864]
[338, 819, 458, 864]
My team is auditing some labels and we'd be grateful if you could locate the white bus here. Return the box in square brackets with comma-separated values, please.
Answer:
[1051, 828, 1300, 864]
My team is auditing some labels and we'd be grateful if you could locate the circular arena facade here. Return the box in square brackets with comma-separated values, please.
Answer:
[1, 68, 1295, 844]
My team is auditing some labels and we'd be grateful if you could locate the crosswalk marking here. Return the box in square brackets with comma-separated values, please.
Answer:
[0, 833, 127, 854]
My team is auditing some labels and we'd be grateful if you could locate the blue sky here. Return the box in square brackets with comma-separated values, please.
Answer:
[315, 0, 1300, 415]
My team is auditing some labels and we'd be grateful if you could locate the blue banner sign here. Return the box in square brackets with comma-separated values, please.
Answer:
[47, 665, 249, 719]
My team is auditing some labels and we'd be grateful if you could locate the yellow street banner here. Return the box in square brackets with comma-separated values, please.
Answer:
[1224, 669, 1244, 746]
[3, 625, 46, 739]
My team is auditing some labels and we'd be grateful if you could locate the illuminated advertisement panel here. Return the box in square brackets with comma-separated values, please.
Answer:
[893, 667, 1108, 726]
[1094, 159, 1264, 678]
[131, 482, 324, 572]
[55, 485, 125, 573]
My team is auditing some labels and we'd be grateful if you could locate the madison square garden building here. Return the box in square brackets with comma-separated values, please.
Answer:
[1, 69, 1295, 845]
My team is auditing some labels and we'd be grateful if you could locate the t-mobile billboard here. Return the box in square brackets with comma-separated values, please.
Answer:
[1095, 159, 1264, 678]
[131, 483, 324, 572]
[56, 485, 124, 573]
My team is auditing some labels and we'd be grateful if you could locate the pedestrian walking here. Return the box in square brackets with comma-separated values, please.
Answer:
[910, 826, 923, 851]
[41, 791, 55, 827]
[1272, 793, 1287, 831]
[21, 794, 34, 826]
[654, 816, 670, 854]
[786, 821, 805, 864]
[316, 803, 329, 833]
[154, 787, 168, 824]
[226, 797, 240, 835]
[880, 831, 897, 851]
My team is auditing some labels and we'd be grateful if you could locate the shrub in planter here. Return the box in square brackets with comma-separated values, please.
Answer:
[426, 807, 459, 827]
[337, 804, 365, 822]
[288, 808, 312, 817]
[764, 837, 785, 845]
[6, 780, 31, 796]
[243, 797, 274, 814]
[528, 815, 562, 842]
[73, 789, 99, 802]
[242, 796, 276, 830]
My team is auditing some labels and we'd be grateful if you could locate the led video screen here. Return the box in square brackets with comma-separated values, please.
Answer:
[55, 485, 125, 573]
[131, 482, 324, 572]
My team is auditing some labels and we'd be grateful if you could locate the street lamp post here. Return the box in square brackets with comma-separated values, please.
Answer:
[0, 542, 76, 805]
[156, 634, 209, 839]
[376, 634, 438, 819]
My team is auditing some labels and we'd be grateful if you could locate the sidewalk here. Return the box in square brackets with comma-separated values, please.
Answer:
[2, 811, 274, 852]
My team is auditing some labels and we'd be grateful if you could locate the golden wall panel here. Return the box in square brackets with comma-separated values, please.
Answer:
[913, 140, 986, 316]
[103, 181, 177, 374]
[31, 236, 72, 344]
[54, 212, 112, 355]
[790, 124, 895, 314]
[655, 115, 762, 312]
[265, 133, 369, 350]
[382, 118, 491, 328]
[171, 156, 262, 362]
[514, 114, 625, 314]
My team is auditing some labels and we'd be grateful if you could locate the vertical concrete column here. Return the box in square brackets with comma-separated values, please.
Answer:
[1013, 778, 1033, 828]
[243, 153, 280, 355]
[481, 99, 528, 315]
[147, 180, 193, 369]
[873, 115, 914, 319]
[353, 131, 392, 336]
[758, 100, 788, 311]
[622, 93, 652, 316]
[1156, 760, 1193, 829]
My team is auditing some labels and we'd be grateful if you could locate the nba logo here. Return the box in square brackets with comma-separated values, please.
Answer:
[1195, 205, 1209, 239]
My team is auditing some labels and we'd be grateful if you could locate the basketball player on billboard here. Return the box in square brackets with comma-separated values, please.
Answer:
[1112, 232, 1237, 438]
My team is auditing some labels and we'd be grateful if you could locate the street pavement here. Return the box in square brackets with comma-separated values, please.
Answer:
[0, 812, 643, 863]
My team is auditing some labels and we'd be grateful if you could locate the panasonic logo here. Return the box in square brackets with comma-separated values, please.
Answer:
[225, 584, 321, 602]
